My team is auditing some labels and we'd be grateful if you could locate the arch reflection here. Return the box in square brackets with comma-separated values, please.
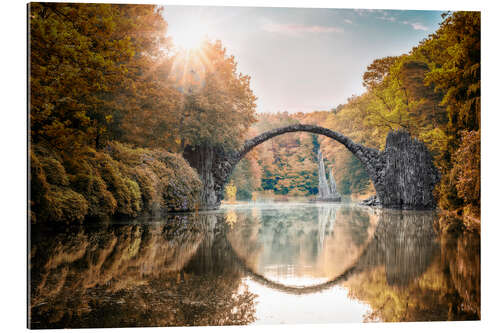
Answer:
[226, 206, 439, 294]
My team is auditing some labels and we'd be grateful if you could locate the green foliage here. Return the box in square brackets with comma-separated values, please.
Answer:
[419, 12, 480, 134]
[359, 54, 447, 141]
[158, 152, 203, 212]
[228, 153, 262, 200]
[99, 153, 145, 216]
[32, 146, 69, 188]
[336, 154, 370, 195]
[66, 149, 118, 219]
[45, 187, 89, 224]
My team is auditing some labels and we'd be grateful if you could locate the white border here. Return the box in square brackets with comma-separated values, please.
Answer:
[1, 0, 499, 332]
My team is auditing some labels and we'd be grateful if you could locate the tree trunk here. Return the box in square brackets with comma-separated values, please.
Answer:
[183, 144, 219, 210]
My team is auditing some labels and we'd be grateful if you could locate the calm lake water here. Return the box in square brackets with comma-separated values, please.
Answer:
[28, 202, 480, 328]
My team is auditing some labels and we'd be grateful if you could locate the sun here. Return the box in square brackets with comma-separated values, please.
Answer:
[172, 23, 207, 50]
[170, 36, 213, 94]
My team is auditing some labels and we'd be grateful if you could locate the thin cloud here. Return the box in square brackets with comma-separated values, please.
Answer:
[261, 23, 344, 36]
[376, 11, 397, 22]
[359, 10, 429, 30]
[344, 19, 353, 24]
[401, 20, 429, 31]
[354, 8, 386, 16]
[377, 15, 396, 22]
[410, 22, 429, 31]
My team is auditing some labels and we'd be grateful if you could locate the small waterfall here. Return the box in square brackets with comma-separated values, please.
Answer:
[317, 150, 331, 199]
[317, 150, 341, 201]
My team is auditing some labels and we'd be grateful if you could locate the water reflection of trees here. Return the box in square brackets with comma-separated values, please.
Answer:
[227, 205, 378, 283]
[226, 206, 479, 322]
[355, 210, 439, 286]
[30, 206, 479, 327]
[344, 211, 480, 322]
[227, 206, 440, 294]
[29, 214, 257, 329]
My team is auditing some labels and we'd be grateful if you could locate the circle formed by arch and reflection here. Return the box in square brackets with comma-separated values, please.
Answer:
[224, 203, 379, 295]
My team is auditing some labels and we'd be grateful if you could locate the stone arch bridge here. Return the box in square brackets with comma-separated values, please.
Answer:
[183, 124, 440, 210]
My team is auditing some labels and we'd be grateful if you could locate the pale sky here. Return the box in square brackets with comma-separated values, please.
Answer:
[162, 6, 444, 113]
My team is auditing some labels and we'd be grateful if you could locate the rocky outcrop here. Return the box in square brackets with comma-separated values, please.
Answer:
[377, 130, 440, 209]
[184, 125, 440, 210]
[360, 195, 381, 207]
[183, 144, 235, 210]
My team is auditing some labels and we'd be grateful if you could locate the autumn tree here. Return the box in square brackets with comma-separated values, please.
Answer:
[419, 12, 480, 135]
[29, 3, 178, 151]
[224, 180, 237, 202]
[230, 151, 262, 200]
[416, 11, 480, 215]
[449, 130, 480, 216]
[360, 54, 447, 141]
[173, 40, 257, 150]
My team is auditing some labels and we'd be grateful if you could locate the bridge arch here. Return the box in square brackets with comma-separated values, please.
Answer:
[183, 125, 439, 210]
[232, 124, 382, 195]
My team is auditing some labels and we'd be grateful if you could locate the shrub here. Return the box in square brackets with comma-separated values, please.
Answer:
[133, 166, 161, 213]
[159, 152, 202, 212]
[30, 142, 202, 224]
[30, 148, 89, 224]
[44, 186, 89, 223]
[97, 154, 141, 217]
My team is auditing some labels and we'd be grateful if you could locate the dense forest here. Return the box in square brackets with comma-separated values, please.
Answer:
[29, 3, 480, 224]
[29, 3, 256, 223]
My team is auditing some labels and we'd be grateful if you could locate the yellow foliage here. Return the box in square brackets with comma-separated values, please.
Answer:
[225, 181, 237, 202]
[225, 210, 237, 228]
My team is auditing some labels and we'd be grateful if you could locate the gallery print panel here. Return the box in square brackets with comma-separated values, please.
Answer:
[28, 1, 480, 329]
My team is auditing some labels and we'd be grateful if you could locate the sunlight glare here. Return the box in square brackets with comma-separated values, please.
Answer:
[173, 22, 207, 50]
